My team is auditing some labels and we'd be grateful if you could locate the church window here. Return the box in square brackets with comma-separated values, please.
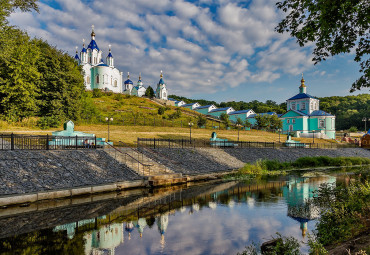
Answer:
[332, 118, 335, 129]
[291, 102, 296, 110]
[319, 119, 325, 128]
[310, 102, 313, 111]
[314, 102, 317, 110]
[88, 56, 91, 63]
[87, 76, 91, 84]
[94, 57, 97, 64]
[96, 75, 99, 84]
[301, 102, 306, 110]
[114, 80, 117, 87]
[287, 119, 290, 124]
[292, 119, 296, 124]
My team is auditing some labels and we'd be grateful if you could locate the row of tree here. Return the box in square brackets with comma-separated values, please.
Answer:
[0, 0, 92, 127]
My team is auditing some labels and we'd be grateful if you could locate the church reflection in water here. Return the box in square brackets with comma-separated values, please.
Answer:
[49, 174, 338, 254]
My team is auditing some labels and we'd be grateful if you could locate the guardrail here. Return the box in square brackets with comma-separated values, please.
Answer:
[0, 133, 97, 150]
[104, 142, 151, 176]
[137, 138, 359, 149]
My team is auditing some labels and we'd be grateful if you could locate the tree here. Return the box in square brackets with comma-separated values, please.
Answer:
[244, 119, 252, 128]
[236, 117, 244, 126]
[255, 114, 269, 129]
[276, 0, 369, 92]
[197, 115, 207, 127]
[220, 113, 230, 128]
[270, 115, 283, 130]
[145, 86, 155, 98]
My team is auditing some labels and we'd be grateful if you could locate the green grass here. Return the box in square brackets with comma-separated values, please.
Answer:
[229, 156, 370, 178]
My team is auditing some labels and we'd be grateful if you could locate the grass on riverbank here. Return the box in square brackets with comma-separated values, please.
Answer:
[229, 156, 370, 178]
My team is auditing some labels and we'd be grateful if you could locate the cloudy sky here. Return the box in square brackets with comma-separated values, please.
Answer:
[9, 0, 363, 103]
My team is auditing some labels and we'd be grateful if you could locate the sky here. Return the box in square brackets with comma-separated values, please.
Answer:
[8, 0, 365, 104]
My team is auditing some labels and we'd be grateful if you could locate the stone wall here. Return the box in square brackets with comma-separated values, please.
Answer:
[0, 150, 140, 196]
[140, 148, 370, 175]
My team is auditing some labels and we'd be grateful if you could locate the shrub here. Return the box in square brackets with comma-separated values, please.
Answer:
[197, 116, 207, 127]
[36, 116, 61, 129]
[158, 107, 165, 115]
[349, 126, 358, 132]
[92, 89, 103, 98]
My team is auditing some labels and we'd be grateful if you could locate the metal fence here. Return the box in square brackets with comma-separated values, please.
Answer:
[137, 138, 359, 149]
[0, 133, 97, 150]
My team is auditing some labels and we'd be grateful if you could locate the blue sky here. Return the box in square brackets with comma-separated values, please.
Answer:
[9, 0, 365, 103]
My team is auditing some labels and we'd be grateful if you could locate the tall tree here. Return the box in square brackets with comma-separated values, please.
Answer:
[276, 0, 369, 92]
[145, 86, 155, 98]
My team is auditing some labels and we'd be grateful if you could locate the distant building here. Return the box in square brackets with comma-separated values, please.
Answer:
[131, 74, 147, 97]
[228, 109, 255, 123]
[76, 25, 123, 93]
[182, 102, 201, 110]
[207, 107, 235, 118]
[280, 76, 336, 139]
[194, 104, 217, 115]
[156, 71, 168, 100]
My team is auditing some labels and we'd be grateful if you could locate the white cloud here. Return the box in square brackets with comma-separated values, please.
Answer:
[8, 0, 317, 97]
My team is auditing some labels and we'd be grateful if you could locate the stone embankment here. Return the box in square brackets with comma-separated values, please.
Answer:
[0, 148, 369, 204]
[140, 148, 370, 175]
[0, 150, 140, 196]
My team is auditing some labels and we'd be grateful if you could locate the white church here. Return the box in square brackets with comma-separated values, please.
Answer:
[74, 26, 168, 100]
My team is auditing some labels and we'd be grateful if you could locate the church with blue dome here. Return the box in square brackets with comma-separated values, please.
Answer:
[75, 26, 168, 100]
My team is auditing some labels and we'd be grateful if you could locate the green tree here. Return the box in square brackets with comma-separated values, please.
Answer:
[0, 28, 41, 121]
[244, 119, 252, 128]
[145, 86, 155, 98]
[276, 0, 369, 92]
[220, 113, 231, 128]
[255, 114, 269, 129]
[197, 115, 207, 127]
[236, 117, 244, 126]
[270, 115, 283, 130]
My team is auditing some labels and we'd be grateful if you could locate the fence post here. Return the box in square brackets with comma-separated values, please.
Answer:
[95, 136, 97, 149]
[182, 138, 184, 148]
[46, 134, 49, 150]
[11, 133, 14, 150]
[76, 135, 78, 150]
[154, 138, 156, 149]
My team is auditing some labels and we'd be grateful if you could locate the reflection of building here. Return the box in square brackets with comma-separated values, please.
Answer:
[157, 213, 169, 249]
[283, 176, 336, 237]
[53, 218, 96, 239]
[136, 218, 147, 238]
[125, 221, 135, 240]
[84, 223, 124, 255]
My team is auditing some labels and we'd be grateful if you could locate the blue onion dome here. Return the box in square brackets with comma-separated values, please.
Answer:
[124, 72, 133, 84]
[81, 39, 87, 53]
[74, 47, 79, 60]
[125, 222, 134, 233]
[87, 25, 100, 51]
[107, 46, 113, 58]
[158, 70, 165, 84]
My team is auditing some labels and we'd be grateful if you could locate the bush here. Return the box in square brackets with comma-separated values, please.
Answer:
[349, 126, 358, 132]
[92, 89, 103, 98]
[197, 116, 207, 127]
[158, 107, 165, 115]
[36, 116, 61, 129]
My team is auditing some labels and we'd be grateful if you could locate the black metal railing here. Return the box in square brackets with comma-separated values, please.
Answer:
[0, 133, 97, 150]
[137, 138, 358, 149]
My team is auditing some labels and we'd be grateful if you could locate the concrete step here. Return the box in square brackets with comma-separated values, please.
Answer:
[148, 177, 189, 187]
[147, 173, 183, 181]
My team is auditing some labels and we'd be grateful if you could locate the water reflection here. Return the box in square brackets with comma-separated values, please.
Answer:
[0, 172, 359, 255]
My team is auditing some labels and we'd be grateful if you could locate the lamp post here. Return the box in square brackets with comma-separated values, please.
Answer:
[236, 124, 242, 142]
[278, 129, 282, 143]
[312, 130, 315, 144]
[188, 122, 193, 142]
[362, 117, 368, 132]
[106, 117, 113, 142]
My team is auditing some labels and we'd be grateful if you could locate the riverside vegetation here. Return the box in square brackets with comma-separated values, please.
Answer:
[238, 173, 370, 255]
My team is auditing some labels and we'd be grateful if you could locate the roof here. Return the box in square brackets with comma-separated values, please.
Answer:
[182, 103, 198, 107]
[81, 47, 87, 53]
[210, 107, 233, 112]
[158, 78, 165, 84]
[107, 52, 113, 58]
[96, 63, 108, 67]
[288, 93, 317, 100]
[74, 54, 79, 59]
[195, 105, 214, 109]
[309, 110, 334, 116]
[87, 39, 100, 51]
[168, 98, 176, 101]
[228, 109, 253, 115]
[124, 79, 133, 84]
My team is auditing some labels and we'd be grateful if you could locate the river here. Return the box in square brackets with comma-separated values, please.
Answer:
[0, 171, 361, 254]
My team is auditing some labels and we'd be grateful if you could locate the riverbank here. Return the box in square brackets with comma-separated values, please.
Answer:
[0, 148, 369, 206]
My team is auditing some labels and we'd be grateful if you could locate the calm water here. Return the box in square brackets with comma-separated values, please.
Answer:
[0, 171, 361, 255]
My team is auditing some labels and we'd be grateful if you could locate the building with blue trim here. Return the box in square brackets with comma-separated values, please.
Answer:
[280, 76, 335, 139]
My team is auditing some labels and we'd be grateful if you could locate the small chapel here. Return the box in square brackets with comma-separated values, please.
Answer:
[74, 26, 168, 100]
[280, 75, 336, 139]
